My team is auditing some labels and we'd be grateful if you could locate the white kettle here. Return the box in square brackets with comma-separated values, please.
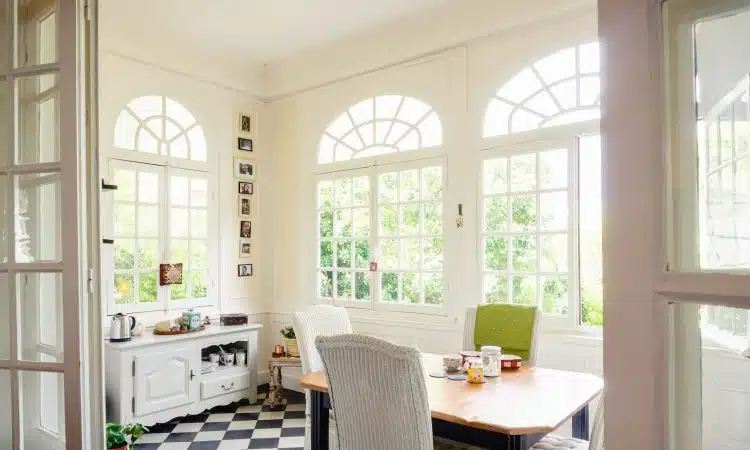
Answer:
[110, 313, 136, 342]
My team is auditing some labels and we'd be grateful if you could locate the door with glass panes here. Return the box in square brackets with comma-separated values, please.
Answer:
[0, 0, 88, 449]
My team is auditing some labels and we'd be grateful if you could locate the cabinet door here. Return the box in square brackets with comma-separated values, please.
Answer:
[134, 347, 193, 417]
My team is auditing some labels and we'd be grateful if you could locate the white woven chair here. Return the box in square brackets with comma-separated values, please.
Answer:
[530, 397, 604, 450]
[292, 305, 353, 450]
[463, 305, 542, 366]
[315, 334, 481, 450]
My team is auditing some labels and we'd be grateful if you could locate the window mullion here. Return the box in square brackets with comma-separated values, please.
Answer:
[570, 138, 581, 328]
[160, 166, 169, 311]
[371, 168, 379, 310]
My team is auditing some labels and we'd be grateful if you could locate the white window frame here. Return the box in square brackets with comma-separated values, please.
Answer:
[316, 156, 447, 315]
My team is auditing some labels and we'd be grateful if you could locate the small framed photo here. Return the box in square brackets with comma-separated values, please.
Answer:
[234, 158, 256, 180]
[240, 220, 252, 238]
[238, 263, 253, 277]
[238, 182, 254, 195]
[238, 137, 253, 152]
[239, 196, 251, 218]
[239, 113, 252, 134]
[239, 240, 252, 258]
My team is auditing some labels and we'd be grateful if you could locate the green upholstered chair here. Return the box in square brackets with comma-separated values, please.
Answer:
[463, 304, 541, 366]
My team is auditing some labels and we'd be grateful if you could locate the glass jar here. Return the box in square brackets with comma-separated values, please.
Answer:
[481, 345, 502, 377]
[467, 358, 485, 384]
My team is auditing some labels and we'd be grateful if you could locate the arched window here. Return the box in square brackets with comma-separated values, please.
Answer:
[318, 95, 442, 164]
[483, 42, 600, 137]
[114, 95, 207, 162]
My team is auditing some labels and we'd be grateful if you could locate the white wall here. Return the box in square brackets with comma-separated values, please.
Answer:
[98, 52, 273, 326]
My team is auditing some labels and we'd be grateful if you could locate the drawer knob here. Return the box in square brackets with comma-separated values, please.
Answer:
[221, 382, 235, 391]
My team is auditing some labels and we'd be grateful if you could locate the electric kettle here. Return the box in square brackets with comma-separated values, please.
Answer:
[110, 313, 136, 342]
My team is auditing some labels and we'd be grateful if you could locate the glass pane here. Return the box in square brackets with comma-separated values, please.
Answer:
[139, 271, 158, 302]
[380, 239, 398, 269]
[378, 172, 398, 203]
[484, 237, 508, 271]
[190, 209, 207, 238]
[336, 241, 352, 268]
[18, 273, 63, 362]
[114, 273, 135, 304]
[379, 206, 397, 236]
[334, 209, 352, 237]
[580, 134, 603, 325]
[511, 195, 536, 231]
[484, 275, 508, 304]
[354, 272, 371, 301]
[191, 240, 206, 269]
[403, 272, 419, 304]
[138, 239, 158, 269]
[539, 148, 568, 189]
[381, 272, 398, 302]
[0, 370, 9, 449]
[352, 208, 370, 237]
[334, 178, 352, 207]
[354, 240, 370, 268]
[422, 166, 443, 200]
[170, 239, 188, 265]
[138, 172, 159, 203]
[319, 271, 333, 298]
[114, 169, 136, 202]
[17, 3, 58, 67]
[353, 176, 369, 206]
[191, 178, 207, 207]
[423, 238, 444, 270]
[16, 172, 61, 261]
[511, 235, 537, 272]
[512, 275, 537, 305]
[114, 204, 135, 236]
[423, 273, 443, 305]
[0, 177, 7, 263]
[21, 369, 65, 449]
[484, 197, 508, 232]
[17, 74, 60, 165]
[137, 205, 158, 237]
[422, 202, 442, 235]
[510, 153, 536, 192]
[336, 271, 352, 299]
[400, 170, 420, 202]
[0, 275, 8, 359]
[191, 271, 207, 298]
[319, 211, 333, 238]
[399, 204, 420, 235]
[541, 276, 568, 314]
[401, 238, 420, 269]
[170, 282, 187, 301]
[319, 241, 333, 267]
[318, 181, 334, 208]
[540, 234, 568, 272]
[171, 208, 189, 237]
[484, 158, 508, 195]
[170, 176, 189, 206]
[540, 192, 568, 231]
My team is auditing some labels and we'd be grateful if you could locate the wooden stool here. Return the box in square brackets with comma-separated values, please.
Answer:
[265, 356, 302, 410]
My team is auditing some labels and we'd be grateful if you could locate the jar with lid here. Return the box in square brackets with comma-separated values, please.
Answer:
[466, 358, 485, 384]
[481, 345, 502, 377]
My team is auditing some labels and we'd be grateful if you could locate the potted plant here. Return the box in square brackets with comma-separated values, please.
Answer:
[106, 422, 148, 449]
[280, 324, 299, 357]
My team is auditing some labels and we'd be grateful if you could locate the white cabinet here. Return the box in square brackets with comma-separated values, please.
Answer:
[105, 324, 261, 426]
[134, 347, 193, 416]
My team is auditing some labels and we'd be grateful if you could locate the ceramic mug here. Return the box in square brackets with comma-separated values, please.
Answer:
[220, 353, 235, 366]
[236, 351, 247, 366]
[209, 353, 220, 364]
[442, 354, 461, 371]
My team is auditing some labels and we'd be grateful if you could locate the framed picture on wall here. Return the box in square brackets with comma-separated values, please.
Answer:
[238, 137, 253, 152]
[234, 158, 256, 180]
[239, 240, 251, 258]
[238, 264, 253, 277]
[238, 182, 253, 195]
[239, 196, 251, 218]
[239, 113, 252, 134]
[240, 220, 252, 238]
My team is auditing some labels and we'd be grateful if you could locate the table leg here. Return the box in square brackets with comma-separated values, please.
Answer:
[272, 365, 285, 410]
[572, 405, 590, 440]
[310, 391, 329, 450]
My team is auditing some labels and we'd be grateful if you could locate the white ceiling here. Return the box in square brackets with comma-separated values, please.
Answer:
[100, 0, 454, 91]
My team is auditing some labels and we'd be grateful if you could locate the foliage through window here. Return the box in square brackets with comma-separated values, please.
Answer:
[484, 42, 600, 138]
[318, 95, 442, 164]
[481, 136, 602, 325]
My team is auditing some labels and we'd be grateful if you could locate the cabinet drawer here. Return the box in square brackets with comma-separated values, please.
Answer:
[201, 371, 250, 400]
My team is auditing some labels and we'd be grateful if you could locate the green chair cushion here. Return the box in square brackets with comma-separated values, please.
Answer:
[474, 304, 537, 361]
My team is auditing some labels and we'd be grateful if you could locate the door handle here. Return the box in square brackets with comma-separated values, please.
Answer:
[221, 382, 234, 391]
[190, 370, 195, 381]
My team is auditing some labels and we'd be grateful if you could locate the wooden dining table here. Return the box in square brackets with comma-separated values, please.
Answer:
[299, 353, 603, 450]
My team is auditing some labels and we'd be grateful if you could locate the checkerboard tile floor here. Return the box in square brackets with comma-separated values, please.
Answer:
[134, 387, 306, 450]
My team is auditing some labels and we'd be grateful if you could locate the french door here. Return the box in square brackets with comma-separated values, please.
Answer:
[0, 0, 90, 449]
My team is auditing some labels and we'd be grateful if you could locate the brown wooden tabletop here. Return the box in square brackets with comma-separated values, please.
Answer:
[299, 352, 603, 436]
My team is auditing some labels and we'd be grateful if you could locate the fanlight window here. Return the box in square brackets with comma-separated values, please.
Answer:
[114, 95, 207, 162]
[318, 95, 442, 164]
[484, 42, 601, 137]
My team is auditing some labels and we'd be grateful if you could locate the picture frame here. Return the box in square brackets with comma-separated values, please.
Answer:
[239, 195, 251, 218]
[238, 182, 253, 195]
[239, 113, 252, 134]
[239, 240, 251, 258]
[240, 220, 252, 238]
[238, 137, 253, 152]
[234, 158, 256, 180]
[237, 264, 253, 277]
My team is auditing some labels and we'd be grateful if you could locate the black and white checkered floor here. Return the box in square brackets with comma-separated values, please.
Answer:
[134, 387, 306, 450]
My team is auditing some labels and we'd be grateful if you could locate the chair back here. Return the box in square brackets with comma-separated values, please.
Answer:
[463, 305, 541, 366]
[316, 334, 434, 450]
[589, 395, 604, 450]
[292, 304, 353, 376]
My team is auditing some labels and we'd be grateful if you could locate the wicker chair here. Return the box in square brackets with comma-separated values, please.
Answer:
[463, 305, 542, 366]
[315, 334, 481, 450]
[530, 397, 604, 450]
[292, 305, 353, 450]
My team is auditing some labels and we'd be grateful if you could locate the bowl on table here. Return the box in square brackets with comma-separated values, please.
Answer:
[459, 350, 481, 367]
[442, 354, 462, 372]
